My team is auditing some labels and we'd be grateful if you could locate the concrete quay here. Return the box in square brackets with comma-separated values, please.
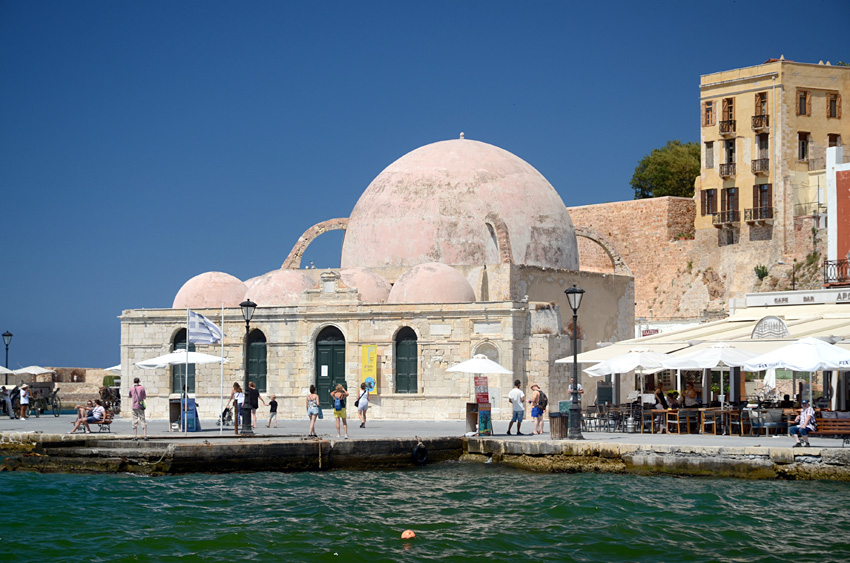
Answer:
[0, 416, 848, 479]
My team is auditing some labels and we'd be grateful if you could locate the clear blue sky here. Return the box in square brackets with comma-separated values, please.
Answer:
[1, 1, 848, 369]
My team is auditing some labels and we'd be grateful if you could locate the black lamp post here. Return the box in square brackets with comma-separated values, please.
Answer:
[239, 299, 257, 436]
[564, 284, 585, 440]
[2, 332, 11, 386]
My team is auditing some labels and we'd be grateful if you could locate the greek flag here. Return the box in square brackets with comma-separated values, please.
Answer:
[188, 310, 224, 344]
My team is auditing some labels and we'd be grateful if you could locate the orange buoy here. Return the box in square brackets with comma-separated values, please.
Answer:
[401, 530, 416, 539]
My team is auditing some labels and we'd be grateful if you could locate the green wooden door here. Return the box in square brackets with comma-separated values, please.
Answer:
[316, 327, 346, 403]
[248, 331, 267, 392]
[395, 327, 418, 393]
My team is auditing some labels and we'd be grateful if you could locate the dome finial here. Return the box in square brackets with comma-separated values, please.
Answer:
[459, 132, 465, 139]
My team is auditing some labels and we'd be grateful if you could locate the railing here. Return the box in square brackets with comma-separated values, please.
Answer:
[744, 207, 773, 222]
[823, 259, 850, 287]
[712, 210, 740, 226]
[752, 114, 770, 129]
[719, 162, 736, 177]
[719, 120, 736, 135]
[794, 202, 827, 216]
[751, 158, 769, 174]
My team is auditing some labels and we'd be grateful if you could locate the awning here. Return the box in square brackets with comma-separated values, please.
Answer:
[555, 342, 690, 364]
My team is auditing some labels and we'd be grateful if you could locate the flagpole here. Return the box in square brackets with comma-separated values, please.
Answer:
[185, 308, 189, 436]
[220, 303, 225, 436]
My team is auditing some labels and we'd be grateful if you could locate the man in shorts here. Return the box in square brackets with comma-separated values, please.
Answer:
[529, 384, 545, 435]
[506, 380, 525, 436]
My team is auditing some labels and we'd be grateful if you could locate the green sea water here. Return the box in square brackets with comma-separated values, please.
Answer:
[1, 463, 847, 562]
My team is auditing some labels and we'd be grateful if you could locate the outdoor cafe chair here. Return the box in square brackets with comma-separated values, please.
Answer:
[700, 408, 719, 435]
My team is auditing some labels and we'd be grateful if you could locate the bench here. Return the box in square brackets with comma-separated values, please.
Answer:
[809, 418, 850, 447]
[92, 412, 114, 433]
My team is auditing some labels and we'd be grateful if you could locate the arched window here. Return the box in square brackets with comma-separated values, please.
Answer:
[474, 342, 500, 364]
[248, 330, 267, 392]
[172, 329, 196, 394]
[395, 327, 418, 394]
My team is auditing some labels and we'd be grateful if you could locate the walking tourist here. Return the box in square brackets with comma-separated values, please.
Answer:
[19, 384, 29, 420]
[69, 399, 105, 434]
[1, 387, 14, 419]
[267, 395, 278, 428]
[529, 383, 546, 435]
[789, 399, 816, 447]
[356, 382, 369, 428]
[227, 382, 244, 435]
[506, 379, 525, 436]
[306, 385, 320, 437]
[330, 384, 349, 439]
[245, 381, 266, 428]
[129, 377, 148, 441]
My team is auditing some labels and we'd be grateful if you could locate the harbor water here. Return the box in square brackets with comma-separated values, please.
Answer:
[1, 462, 847, 562]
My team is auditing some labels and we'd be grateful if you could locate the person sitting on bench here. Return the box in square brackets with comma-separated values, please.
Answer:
[69, 399, 105, 434]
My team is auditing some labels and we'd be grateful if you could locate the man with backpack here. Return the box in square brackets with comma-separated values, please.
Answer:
[529, 384, 548, 435]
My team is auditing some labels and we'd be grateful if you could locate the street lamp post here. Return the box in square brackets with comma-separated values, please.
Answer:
[564, 285, 585, 440]
[240, 299, 257, 436]
[2, 332, 11, 386]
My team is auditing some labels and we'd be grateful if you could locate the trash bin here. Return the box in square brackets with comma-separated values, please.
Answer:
[549, 412, 568, 440]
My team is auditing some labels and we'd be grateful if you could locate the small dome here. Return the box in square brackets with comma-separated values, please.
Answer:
[244, 269, 316, 306]
[387, 263, 475, 304]
[173, 272, 247, 309]
[339, 268, 391, 303]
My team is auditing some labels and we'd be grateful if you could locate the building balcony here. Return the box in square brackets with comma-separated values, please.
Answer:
[712, 210, 740, 228]
[751, 158, 770, 175]
[808, 157, 825, 171]
[751, 114, 769, 130]
[823, 259, 850, 288]
[719, 162, 736, 177]
[744, 206, 773, 224]
[719, 120, 736, 136]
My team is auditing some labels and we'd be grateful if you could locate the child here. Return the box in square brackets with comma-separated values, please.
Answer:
[267, 395, 278, 428]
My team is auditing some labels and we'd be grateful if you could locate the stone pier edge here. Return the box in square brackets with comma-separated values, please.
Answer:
[1, 432, 849, 480]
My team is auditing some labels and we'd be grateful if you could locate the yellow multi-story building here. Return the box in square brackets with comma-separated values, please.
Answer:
[697, 57, 849, 253]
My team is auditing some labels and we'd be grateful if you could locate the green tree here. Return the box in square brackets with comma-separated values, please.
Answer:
[631, 140, 700, 199]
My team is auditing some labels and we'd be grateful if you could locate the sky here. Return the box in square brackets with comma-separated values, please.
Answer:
[1, 0, 848, 369]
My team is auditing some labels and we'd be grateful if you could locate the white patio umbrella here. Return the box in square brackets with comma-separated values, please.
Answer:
[583, 348, 670, 395]
[106, 364, 122, 373]
[446, 354, 512, 375]
[0, 366, 13, 375]
[13, 365, 56, 376]
[661, 343, 759, 370]
[742, 337, 850, 373]
[135, 351, 228, 369]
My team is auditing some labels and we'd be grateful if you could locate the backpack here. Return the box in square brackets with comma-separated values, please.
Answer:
[333, 395, 343, 411]
[538, 390, 548, 410]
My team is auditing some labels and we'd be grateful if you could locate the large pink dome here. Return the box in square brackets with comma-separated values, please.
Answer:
[244, 269, 316, 307]
[387, 263, 475, 304]
[173, 272, 247, 309]
[340, 138, 578, 270]
[339, 268, 391, 303]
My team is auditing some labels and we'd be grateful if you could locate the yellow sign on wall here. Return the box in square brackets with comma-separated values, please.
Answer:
[361, 345, 378, 394]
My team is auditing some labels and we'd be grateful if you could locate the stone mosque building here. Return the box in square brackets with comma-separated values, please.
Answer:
[119, 137, 635, 422]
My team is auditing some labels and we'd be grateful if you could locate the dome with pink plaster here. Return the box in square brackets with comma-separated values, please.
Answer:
[339, 267, 391, 303]
[387, 263, 475, 304]
[244, 269, 317, 307]
[340, 137, 578, 270]
[173, 272, 247, 309]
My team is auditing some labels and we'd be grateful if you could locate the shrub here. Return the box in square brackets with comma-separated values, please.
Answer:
[754, 264, 769, 280]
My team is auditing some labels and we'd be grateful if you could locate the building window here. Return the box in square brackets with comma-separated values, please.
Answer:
[247, 330, 267, 392]
[705, 142, 714, 169]
[754, 183, 772, 209]
[722, 97, 734, 121]
[172, 329, 196, 394]
[703, 101, 715, 126]
[827, 93, 842, 118]
[721, 187, 739, 220]
[757, 134, 769, 159]
[755, 92, 767, 115]
[725, 139, 735, 163]
[797, 90, 811, 116]
[395, 327, 418, 394]
[701, 189, 717, 216]
[829, 134, 842, 147]
[798, 132, 809, 160]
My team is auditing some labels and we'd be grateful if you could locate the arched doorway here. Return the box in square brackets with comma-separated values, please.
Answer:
[248, 330, 267, 392]
[395, 327, 418, 393]
[316, 326, 346, 402]
[172, 329, 196, 394]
